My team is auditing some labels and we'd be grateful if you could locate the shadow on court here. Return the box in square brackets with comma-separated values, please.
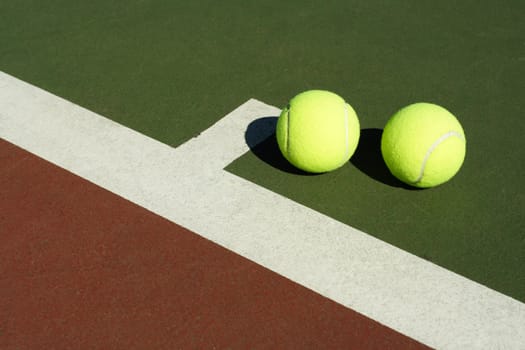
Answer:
[245, 120, 418, 187]
[244, 116, 315, 176]
[350, 128, 416, 189]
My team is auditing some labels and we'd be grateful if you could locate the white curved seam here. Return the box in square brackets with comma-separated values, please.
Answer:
[343, 103, 349, 162]
[286, 106, 291, 157]
[414, 131, 463, 184]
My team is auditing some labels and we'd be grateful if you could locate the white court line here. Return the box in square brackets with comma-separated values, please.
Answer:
[1, 71, 524, 349]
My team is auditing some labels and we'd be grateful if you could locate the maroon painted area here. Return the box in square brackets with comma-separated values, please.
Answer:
[0, 138, 431, 349]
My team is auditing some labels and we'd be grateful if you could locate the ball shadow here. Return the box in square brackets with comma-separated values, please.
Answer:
[244, 117, 317, 176]
[245, 121, 420, 184]
[350, 128, 418, 189]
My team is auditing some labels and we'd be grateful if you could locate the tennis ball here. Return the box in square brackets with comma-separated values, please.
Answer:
[381, 102, 466, 188]
[276, 90, 360, 173]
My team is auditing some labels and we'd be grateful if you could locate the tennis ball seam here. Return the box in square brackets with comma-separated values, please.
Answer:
[414, 130, 464, 185]
[344, 103, 349, 161]
[286, 105, 291, 158]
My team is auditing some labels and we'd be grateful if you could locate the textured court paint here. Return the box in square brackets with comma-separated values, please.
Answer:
[1, 139, 429, 349]
[2, 0, 523, 302]
[1, 71, 524, 349]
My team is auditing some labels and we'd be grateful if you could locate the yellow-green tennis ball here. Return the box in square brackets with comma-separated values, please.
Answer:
[381, 102, 466, 188]
[276, 90, 360, 173]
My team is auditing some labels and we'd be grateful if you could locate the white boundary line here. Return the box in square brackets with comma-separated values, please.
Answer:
[1, 71, 524, 349]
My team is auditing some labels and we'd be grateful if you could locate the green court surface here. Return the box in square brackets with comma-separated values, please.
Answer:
[1, 0, 523, 302]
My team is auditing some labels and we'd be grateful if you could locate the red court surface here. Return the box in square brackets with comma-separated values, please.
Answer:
[0, 139, 430, 349]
